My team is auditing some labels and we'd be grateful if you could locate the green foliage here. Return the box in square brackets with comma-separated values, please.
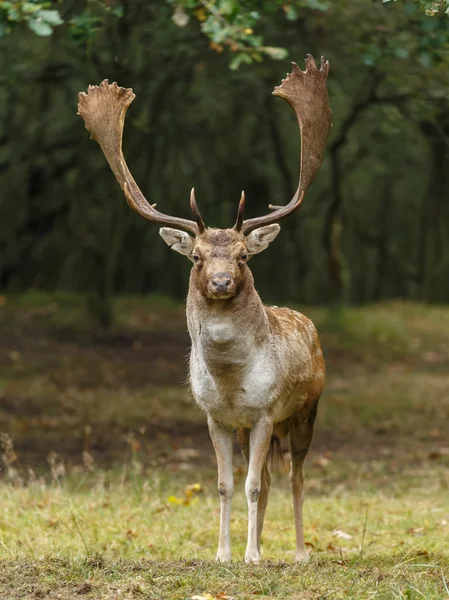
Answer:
[0, 1, 63, 37]
[1, 0, 449, 321]
[168, 0, 290, 67]
[383, 0, 449, 16]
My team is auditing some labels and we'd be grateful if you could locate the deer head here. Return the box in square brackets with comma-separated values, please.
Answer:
[77, 56, 332, 300]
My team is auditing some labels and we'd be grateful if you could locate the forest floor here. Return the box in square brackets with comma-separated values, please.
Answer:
[0, 293, 448, 599]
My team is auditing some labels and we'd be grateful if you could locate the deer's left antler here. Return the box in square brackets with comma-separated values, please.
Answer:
[235, 55, 332, 235]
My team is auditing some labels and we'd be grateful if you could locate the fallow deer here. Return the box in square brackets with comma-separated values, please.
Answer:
[78, 54, 332, 564]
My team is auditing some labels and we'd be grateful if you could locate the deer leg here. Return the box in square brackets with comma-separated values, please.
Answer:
[207, 416, 234, 562]
[257, 462, 271, 552]
[238, 428, 271, 552]
[289, 412, 315, 564]
[244, 415, 273, 564]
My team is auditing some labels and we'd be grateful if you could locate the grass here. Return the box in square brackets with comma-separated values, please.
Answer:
[1, 468, 448, 599]
[0, 292, 449, 598]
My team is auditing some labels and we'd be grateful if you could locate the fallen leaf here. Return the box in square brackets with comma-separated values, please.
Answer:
[185, 482, 203, 499]
[428, 448, 449, 460]
[168, 482, 203, 506]
[407, 527, 425, 535]
[47, 519, 59, 528]
[326, 541, 340, 551]
[332, 529, 353, 540]
[167, 495, 185, 505]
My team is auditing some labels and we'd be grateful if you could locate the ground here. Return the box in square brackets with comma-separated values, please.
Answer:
[0, 292, 448, 599]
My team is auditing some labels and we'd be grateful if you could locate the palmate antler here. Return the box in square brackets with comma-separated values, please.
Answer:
[77, 81, 203, 235]
[235, 55, 332, 235]
[78, 55, 331, 236]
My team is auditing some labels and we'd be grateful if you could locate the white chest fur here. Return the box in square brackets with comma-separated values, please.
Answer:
[188, 310, 282, 427]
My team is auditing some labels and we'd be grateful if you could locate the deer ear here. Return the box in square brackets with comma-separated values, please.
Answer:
[245, 224, 280, 255]
[159, 228, 194, 256]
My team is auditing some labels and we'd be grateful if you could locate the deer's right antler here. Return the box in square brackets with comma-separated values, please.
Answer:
[77, 80, 202, 236]
[236, 55, 332, 235]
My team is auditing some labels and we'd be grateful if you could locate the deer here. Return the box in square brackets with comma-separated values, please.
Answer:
[77, 54, 332, 564]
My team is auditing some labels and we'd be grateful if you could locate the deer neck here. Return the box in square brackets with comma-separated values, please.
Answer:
[187, 271, 268, 369]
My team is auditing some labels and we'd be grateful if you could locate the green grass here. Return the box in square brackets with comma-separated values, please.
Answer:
[0, 470, 448, 599]
[0, 294, 449, 598]
[1, 467, 448, 599]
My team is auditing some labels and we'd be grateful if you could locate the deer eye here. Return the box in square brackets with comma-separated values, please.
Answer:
[193, 254, 201, 263]
[240, 253, 248, 262]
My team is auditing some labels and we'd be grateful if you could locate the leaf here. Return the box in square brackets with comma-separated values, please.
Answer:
[172, 5, 189, 27]
[332, 529, 353, 540]
[28, 17, 52, 36]
[419, 51, 433, 68]
[167, 495, 184, 505]
[185, 482, 203, 494]
[283, 5, 298, 20]
[428, 447, 449, 459]
[306, 0, 330, 10]
[195, 8, 207, 22]
[37, 9, 63, 26]
[262, 46, 288, 60]
[395, 47, 410, 59]
[209, 41, 224, 53]
[407, 527, 425, 535]
[229, 53, 252, 70]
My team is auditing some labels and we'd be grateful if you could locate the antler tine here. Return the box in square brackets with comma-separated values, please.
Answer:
[190, 188, 206, 234]
[241, 55, 332, 235]
[77, 80, 199, 236]
[233, 191, 245, 232]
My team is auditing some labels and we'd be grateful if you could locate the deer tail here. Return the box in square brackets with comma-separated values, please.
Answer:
[267, 435, 285, 471]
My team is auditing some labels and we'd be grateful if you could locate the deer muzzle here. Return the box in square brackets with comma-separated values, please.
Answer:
[209, 272, 234, 298]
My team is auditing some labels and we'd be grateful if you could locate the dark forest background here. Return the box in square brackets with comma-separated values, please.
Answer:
[1, 0, 449, 325]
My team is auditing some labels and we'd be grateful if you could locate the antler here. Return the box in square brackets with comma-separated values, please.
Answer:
[77, 80, 201, 236]
[237, 55, 332, 235]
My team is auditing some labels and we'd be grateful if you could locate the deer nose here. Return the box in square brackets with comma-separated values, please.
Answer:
[211, 272, 232, 292]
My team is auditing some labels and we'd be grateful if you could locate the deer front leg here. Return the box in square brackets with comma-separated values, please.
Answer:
[207, 416, 234, 562]
[245, 415, 273, 564]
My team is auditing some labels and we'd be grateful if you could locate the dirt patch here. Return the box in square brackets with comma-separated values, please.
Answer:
[1, 302, 449, 475]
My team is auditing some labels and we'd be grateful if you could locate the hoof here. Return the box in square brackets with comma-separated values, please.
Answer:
[216, 552, 232, 563]
[295, 551, 310, 565]
[244, 552, 260, 564]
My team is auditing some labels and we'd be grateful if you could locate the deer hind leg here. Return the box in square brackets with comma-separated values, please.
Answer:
[237, 428, 272, 553]
[257, 462, 271, 551]
[207, 416, 234, 562]
[288, 404, 318, 564]
[243, 415, 273, 564]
